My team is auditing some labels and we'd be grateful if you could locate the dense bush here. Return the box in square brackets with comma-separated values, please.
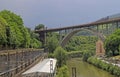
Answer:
[54, 46, 67, 67]
[46, 34, 59, 53]
[0, 10, 42, 49]
[105, 29, 120, 57]
[87, 56, 120, 77]
[48, 53, 54, 58]
[65, 36, 97, 52]
[56, 65, 70, 77]
[67, 51, 83, 58]
[53, 47, 70, 77]
[82, 50, 94, 61]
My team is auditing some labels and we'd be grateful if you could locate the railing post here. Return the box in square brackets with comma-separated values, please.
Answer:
[15, 51, 18, 74]
[50, 60, 53, 77]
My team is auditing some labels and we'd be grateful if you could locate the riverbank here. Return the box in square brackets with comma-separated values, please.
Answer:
[67, 58, 115, 77]
[87, 56, 120, 77]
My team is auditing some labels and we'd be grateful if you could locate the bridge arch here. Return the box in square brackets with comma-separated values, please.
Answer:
[60, 28, 106, 47]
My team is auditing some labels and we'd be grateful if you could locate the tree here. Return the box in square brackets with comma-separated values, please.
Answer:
[82, 50, 94, 61]
[35, 24, 45, 30]
[0, 10, 24, 48]
[46, 34, 59, 52]
[0, 10, 42, 49]
[20, 27, 31, 48]
[54, 46, 67, 67]
[28, 28, 42, 48]
[0, 16, 7, 47]
[65, 36, 96, 52]
[105, 29, 120, 56]
[56, 65, 70, 77]
[30, 38, 42, 48]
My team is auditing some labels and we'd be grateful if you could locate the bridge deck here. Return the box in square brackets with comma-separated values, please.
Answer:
[35, 18, 120, 33]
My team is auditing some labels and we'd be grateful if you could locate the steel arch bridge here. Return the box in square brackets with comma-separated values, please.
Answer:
[35, 18, 120, 47]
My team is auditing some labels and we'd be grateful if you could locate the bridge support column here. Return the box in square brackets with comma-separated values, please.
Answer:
[106, 24, 109, 35]
[96, 40, 105, 56]
[39, 32, 45, 46]
[39, 27, 47, 50]
[59, 30, 62, 45]
[65, 29, 67, 34]
[118, 21, 120, 28]
[116, 21, 119, 29]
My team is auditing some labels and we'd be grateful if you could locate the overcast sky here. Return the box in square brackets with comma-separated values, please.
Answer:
[0, 0, 120, 29]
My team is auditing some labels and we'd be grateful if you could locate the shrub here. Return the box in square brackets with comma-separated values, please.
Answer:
[82, 50, 94, 61]
[48, 53, 54, 58]
[56, 65, 70, 77]
[67, 51, 83, 58]
[54, 46, 67, 67]
[87, 56, 120, 76]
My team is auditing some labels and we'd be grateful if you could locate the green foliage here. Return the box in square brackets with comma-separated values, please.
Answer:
[35, 24, 45, 30]
[56, 65, 70, 77]
[82, 50, 94, 61]
[46, 33, 59, 52]
[29, 29, 42, 48]
[67, 51, 83, 58]
[87, 56, 120, 76]
[0, 16, 7, 46]
[30, 38, 42, 48]
[105, 29, 120, 56]
[54, 46, 67, 67]
[0, 10, 24, 48]
[20, 27, 31, 48]
[0, 10, 42, 49]
[48, 53, 54, 58]
[65, 36, 97, 52]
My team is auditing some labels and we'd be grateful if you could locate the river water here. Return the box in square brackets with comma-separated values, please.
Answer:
[67, 58, 115, 77]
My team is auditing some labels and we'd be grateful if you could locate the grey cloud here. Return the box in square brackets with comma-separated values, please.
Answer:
[0, 0, 120, 29]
